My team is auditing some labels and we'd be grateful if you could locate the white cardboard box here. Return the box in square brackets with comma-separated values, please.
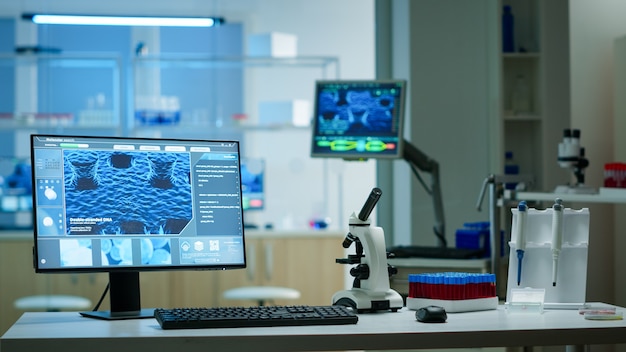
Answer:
[248, 32, 298, 57]
[258, 100, 310, 126]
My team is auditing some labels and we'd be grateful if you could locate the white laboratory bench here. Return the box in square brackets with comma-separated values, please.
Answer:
[3, 303, 626, 352]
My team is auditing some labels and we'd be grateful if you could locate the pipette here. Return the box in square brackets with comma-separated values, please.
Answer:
[514, 201, 528, 286]
[551, 198, 564, 286]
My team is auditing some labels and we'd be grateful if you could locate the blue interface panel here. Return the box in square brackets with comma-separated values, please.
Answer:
[30, 135, 246, 272]
[310, 80, 406, 160]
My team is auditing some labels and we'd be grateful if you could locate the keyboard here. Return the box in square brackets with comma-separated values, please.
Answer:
[388, 245, 485, 259]
[154, 305, 358, 330]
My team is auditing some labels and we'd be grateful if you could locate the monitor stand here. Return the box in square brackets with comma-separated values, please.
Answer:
[79, 271, 154, 320]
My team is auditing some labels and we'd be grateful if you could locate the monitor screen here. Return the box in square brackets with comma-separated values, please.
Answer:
[240, 158, 265, 211]
[310, 80, 406, 160]
[30, 134, 246, 319]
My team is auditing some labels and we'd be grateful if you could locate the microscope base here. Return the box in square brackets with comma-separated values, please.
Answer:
[332, 288, 404, 313]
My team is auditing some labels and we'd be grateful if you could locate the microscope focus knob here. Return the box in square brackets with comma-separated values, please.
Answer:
[387, 264, 398, 277]
[350, 264, 370, 280]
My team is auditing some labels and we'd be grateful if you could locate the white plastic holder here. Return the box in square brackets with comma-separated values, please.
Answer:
[506, 205, 590, 309]
[505, 287, 545, 314]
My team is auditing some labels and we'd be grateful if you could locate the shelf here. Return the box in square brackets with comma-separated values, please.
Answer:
[131, 54, 339, 133]
[499, 0, 568, 193]
[0, 52, 123, 131]
[502, 52, 540, 59]
[514, 189, 626, 204]
[0, 52, 341, 233]
[503, 113, 541, 121]
[132, 122, 311, 134]
[133, 54, 339, 69]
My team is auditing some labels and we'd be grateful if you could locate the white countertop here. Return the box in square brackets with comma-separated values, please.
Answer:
[2, 304, 626, 352]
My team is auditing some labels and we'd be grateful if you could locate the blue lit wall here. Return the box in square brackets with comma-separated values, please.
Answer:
[34, 23, 243, 127]
[0, 18, 15, 113]
[36, 25, 130, 116]
[159, 24, 243, 128]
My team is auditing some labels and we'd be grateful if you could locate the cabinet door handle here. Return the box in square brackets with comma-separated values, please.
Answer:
[246, 243, 256, 281]
[265, 242, 273, 281]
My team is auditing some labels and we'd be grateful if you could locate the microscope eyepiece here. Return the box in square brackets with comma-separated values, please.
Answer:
[358, 187, 382, 221]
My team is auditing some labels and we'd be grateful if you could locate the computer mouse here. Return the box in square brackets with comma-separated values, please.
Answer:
[416, 305, 447, 323]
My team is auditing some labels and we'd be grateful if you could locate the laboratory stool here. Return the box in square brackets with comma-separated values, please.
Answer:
[14, 295, 92, 312]
[223, 286, 301, 306]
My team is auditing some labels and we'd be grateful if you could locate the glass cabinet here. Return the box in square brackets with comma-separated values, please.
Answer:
[0, 53, 342, 230]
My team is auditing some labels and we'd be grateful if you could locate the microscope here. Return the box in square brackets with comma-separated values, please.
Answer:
[332, 187, 404, 313]
[555, 128, 596, 194]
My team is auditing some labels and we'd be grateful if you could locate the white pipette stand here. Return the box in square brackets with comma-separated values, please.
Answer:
[506, 201, 590, 309]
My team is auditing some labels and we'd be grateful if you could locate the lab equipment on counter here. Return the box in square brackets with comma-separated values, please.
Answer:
[604, 162, 626, 188]
[556, 129, 596, 194]
[507, 200, 590, 309]
[332, 187, 403, 313]
[505, 287, 545, 314]
[406, 272, 498, 313]
[454, 221, 505, 258]
[0, 159, 33, 228]
[579, 305, 623, 320]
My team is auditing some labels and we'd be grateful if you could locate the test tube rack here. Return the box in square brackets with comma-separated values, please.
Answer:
[406, 272, 499, 313]
[506, 204, 590, 309]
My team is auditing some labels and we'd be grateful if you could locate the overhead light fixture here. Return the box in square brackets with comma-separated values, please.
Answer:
[22, 13, 224, 27]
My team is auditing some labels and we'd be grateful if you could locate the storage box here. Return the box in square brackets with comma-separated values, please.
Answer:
[248, 32, 297, 57]
[258, 100, 311, 126]
[455, 222, 505, 258]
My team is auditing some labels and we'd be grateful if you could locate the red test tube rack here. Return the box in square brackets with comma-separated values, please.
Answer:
[409, 272, 496, 300]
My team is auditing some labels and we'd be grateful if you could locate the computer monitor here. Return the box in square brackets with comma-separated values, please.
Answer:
[240, 158, 265, 211]
[30, 134, 246, 320]
[310, 79, 447, 249]
[310, 80, 406, 160]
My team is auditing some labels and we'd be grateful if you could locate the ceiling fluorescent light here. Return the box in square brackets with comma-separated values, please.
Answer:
[22, 14, 224, 27]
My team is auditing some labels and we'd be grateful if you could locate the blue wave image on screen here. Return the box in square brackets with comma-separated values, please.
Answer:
[64, 150, 192, 235]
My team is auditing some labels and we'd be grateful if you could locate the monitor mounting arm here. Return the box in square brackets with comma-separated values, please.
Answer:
[402, 139, 446, 248]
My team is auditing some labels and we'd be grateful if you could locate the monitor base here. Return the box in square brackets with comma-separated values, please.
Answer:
[79, 308, 155, 320]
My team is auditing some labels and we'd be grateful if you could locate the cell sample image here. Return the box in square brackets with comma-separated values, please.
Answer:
[99, 237, 171, 266]
[60, 238, 93, 267]
[36, 207, 64, 236]
[64, 150, 192, 235]
[101, 238, 133, 266]
[144, 237, 172, 265]
[36, 179, 64, 206]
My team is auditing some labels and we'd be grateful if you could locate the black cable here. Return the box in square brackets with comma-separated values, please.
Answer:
[409, 164, 432, 196]
[92, 282, 110, 312]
